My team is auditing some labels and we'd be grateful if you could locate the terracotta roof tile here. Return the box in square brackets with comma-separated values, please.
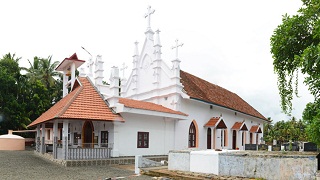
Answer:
[231, 122, 248, 131]
[231, 122, 243, 130]
[180, 70, 267, 121]
[204, 117, 227, 129]
[249, 125, 262, 133]
[28, 77, 123, 128]
[204, 117, 220, 127]
[118, 98, 188, 116]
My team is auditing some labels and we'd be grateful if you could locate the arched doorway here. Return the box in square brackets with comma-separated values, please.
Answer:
[189, 122, 197, 148]
[207, 128, 212, 149]
[83, 121, 94, 148]
[232, 130, 237, 149]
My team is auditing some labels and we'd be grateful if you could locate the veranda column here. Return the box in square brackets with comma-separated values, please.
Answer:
[41, 123, 45, 154]
[53, 121, 58, 159]
[62, 121, 69, 160]
[36, 125, 40, 152]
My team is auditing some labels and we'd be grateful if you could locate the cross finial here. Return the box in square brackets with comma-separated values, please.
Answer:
[120, 63, 128, 79]
[172, 39, 184, 59]
[145, 6, 155, 30]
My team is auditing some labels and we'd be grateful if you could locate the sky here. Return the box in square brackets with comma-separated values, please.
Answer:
[0, 0, 314, 123]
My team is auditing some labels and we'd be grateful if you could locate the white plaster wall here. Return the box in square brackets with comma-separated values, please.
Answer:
[168, 150, 191, 171]
[190, 150, 220, 174]
[175, 98, 267, 151]
[116, 113, 175, 156]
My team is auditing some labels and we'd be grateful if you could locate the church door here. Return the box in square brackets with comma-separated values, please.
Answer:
[83, 121, 93, 148]
[207, 128, 211, 149]
[232, 130, 237, 149]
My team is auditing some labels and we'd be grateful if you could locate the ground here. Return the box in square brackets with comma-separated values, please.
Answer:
[0, 148, 151, 180]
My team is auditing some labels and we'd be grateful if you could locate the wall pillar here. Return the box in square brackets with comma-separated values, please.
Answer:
[53, 120, 58, 159]
[111, 123, 119, 157]
[41, 123, 45, 154]
[62, 121, 69, 160]
[36, 125, 41, 152]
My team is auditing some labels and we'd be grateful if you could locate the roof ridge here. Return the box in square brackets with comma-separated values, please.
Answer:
[56, 81, 84, 117]
[180, 70, 268, 121]
[85, 77, 122, 117]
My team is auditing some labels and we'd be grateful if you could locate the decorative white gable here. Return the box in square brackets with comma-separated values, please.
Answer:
[119, 6, 185, 112]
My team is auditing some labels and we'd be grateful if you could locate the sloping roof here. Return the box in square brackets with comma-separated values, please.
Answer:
[118, 98, 188, 116]
[180, 70, 267, 121]
[55, 53, 85, 71]
[28, 77, 123, 128]
[231, 122, 248, 131]
[204, 117, 227, 129]
[249, 125, 262, 133]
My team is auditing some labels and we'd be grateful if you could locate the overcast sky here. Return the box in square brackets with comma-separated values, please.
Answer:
[0, 0, 313, 123]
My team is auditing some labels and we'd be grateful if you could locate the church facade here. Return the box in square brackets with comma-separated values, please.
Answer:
[28, 6, 268, 160]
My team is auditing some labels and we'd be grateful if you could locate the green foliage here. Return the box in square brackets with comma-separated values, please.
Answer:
[302, 100, 320, 145]
[263, 117, 307, 145]
[271, 0, 320, 145]
[270, 0, 320, 113]
[0, 53, 62, 134]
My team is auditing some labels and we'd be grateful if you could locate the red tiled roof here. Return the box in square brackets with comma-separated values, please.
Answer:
[180, 70, 267, 121]
[231, 122, 248, 131]
[118, 98, 188, 116]
[28, 77, 123, 128]
[249, 125, 262, 133]
[204, 117, 219, 127]
[204, 117, 227, 129]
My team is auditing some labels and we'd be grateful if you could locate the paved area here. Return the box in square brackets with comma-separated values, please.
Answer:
[0, 149, 152, 180]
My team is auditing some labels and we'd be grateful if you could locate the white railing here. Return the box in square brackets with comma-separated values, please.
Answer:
[67, 143, 112, 160]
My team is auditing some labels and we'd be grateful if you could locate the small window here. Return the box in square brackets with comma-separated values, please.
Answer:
[137, 132, 149, 148]
[189, 122, 196, 147]
[101, 131, 108, 147]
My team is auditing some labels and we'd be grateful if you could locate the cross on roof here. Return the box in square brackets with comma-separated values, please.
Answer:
[120, 63, 128, 79]
[172, 39, 184, 59]
[144, 6, 155, 30]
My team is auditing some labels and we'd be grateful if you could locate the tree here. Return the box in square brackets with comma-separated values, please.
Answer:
[270, 0, 320, 145]
[0, 53, 62, 134]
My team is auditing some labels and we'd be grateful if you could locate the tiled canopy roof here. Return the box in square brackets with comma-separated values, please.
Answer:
[28, 77, 123, 128]
[249, 125, 262, 133]
[180, 70, 267, 121]
[118, 98, 188, 116]
[204, 117, 227, 129]
[231, 122, 248, 131]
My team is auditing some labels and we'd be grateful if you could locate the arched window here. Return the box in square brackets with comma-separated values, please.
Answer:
[189, 122, 196, 148]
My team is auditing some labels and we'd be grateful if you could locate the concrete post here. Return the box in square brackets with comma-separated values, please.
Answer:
[41, 123, 45, 154]
[53, 120, 58, 159]
[36, 124, 40, 152]
[62, 121, 69, 160]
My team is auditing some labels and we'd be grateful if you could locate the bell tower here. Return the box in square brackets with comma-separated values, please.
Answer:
[55, 53, 85, 97]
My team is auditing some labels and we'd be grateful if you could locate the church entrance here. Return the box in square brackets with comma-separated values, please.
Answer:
[83, 121, 94, 148]
[207, 128, 211, 149]
[232, 130, 237, 149]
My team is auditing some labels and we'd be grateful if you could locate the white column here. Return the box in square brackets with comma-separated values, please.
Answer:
[53, 121, 58, 159]
[62, 121, 69, 160]
[70, 62, 76, 88]
[41, 123, 45, 154]
[63, 71, 68, 97]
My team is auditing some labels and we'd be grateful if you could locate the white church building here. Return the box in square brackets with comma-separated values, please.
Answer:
[28, 6, 268, 160]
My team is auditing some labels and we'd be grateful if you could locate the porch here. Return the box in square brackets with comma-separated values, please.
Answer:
[35, 119, 116, 160]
